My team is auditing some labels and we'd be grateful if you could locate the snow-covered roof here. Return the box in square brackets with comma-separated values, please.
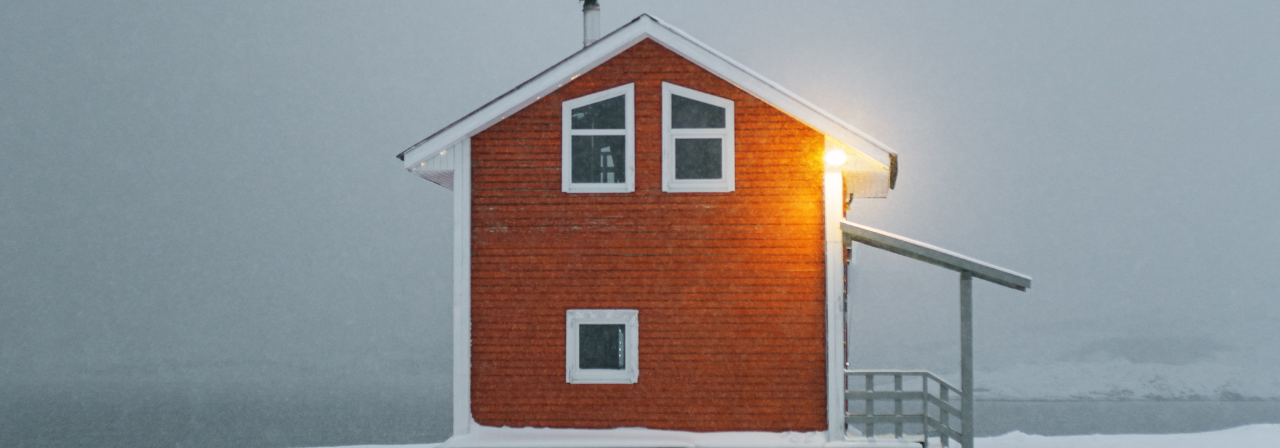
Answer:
[399, 14, 898, 192]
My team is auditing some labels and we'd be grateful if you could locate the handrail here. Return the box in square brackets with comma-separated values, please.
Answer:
[840, 221, 1029, 448]
[845, 370, 962, 394]
[845, 370, 967, 448]
[840, 220, 1031, 291]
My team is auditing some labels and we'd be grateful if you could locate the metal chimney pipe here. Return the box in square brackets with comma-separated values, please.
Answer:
[583, 0, 600, 47]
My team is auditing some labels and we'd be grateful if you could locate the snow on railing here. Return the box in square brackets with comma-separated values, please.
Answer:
[845, 370, 967, 448]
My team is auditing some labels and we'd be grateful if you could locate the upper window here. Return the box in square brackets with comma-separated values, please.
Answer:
[562, 84, 635, 193]
[662, 83, 735, 193]
[565, 309, 639, 384]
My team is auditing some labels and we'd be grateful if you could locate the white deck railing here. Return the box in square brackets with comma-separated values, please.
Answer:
[840, 221, 1030, 447]
[845, 370, 967, 447]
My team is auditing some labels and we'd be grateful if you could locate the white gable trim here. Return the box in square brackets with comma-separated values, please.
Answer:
[400, 14, 897, 189]
[400, 19, 650, 169]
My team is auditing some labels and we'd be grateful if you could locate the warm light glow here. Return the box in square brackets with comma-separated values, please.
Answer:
[824, 148, 847, 167]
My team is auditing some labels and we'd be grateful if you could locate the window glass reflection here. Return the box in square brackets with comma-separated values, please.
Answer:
[675, 138, 723, 179]
[571, 96, 626, 129]
[579, 324, 625, 370]
[671, 95, 726, 129]
[571, 136, 626, 184]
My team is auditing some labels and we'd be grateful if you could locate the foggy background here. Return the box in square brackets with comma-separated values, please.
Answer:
[3, 1, 1279, 446]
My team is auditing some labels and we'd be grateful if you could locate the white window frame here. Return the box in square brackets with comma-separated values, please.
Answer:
[561, 84, 636, 193]
[565, 309, 639, 384]
[662, 82, 735, 193]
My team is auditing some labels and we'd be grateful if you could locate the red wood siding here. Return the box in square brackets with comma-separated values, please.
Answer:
[470, 39, 827, 432]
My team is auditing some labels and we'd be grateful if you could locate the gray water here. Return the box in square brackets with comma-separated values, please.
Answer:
[4, 386, 1280, 447]
[0, 382, 451, 448]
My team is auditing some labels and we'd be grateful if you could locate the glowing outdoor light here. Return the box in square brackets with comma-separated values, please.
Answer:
[824, 148, 847, 167]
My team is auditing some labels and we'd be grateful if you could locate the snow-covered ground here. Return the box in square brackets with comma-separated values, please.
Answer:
[315, 424, 1280, 448]
[302, 359, 1280, 447]
[971, 360, 1280, 401]
[977, 424, 1279, 448]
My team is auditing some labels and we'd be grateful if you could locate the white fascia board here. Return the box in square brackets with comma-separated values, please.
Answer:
[404, 15, 897, 181]
[408, 144, 457, 173]
[840, 220, 1032, 291]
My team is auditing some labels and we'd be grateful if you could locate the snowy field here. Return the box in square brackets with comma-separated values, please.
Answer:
[309, 422, 1280, 448]
[975, 424, 1280, 448]
[314, 424, 1280, 448]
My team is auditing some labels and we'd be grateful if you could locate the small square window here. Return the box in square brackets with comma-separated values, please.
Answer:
[566, 309, 639, 384]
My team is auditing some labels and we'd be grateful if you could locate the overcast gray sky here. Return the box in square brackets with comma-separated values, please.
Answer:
[3, 0, 1279, 422]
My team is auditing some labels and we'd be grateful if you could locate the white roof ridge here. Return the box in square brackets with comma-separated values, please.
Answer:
[400, 14, 897, 188]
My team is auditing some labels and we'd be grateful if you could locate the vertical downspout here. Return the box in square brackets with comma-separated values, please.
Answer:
[842, 237, 852, 438]
[842, 178, 854, 438]
[583, 0, 601, 47]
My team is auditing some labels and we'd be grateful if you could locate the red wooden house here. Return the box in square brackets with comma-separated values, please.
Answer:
[399, 9, 1028, 448]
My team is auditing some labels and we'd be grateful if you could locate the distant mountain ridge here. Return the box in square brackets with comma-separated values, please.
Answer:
[970, 360, 1280, 401]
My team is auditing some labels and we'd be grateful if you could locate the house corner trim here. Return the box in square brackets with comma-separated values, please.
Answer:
[823, 168, 844, 441]
[452, 138, 473, 436]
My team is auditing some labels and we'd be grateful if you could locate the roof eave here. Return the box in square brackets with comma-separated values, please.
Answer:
[398, 15, 653, 169]
[399, 14, 898, 189]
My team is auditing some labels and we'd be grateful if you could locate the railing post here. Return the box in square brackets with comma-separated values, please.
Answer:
[959, 271, 974, 448]
[893, 373, 904, 439]
[865, 374, 875, 437]
[940, 386, 950, 448]
[922, 376, 931, 448]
